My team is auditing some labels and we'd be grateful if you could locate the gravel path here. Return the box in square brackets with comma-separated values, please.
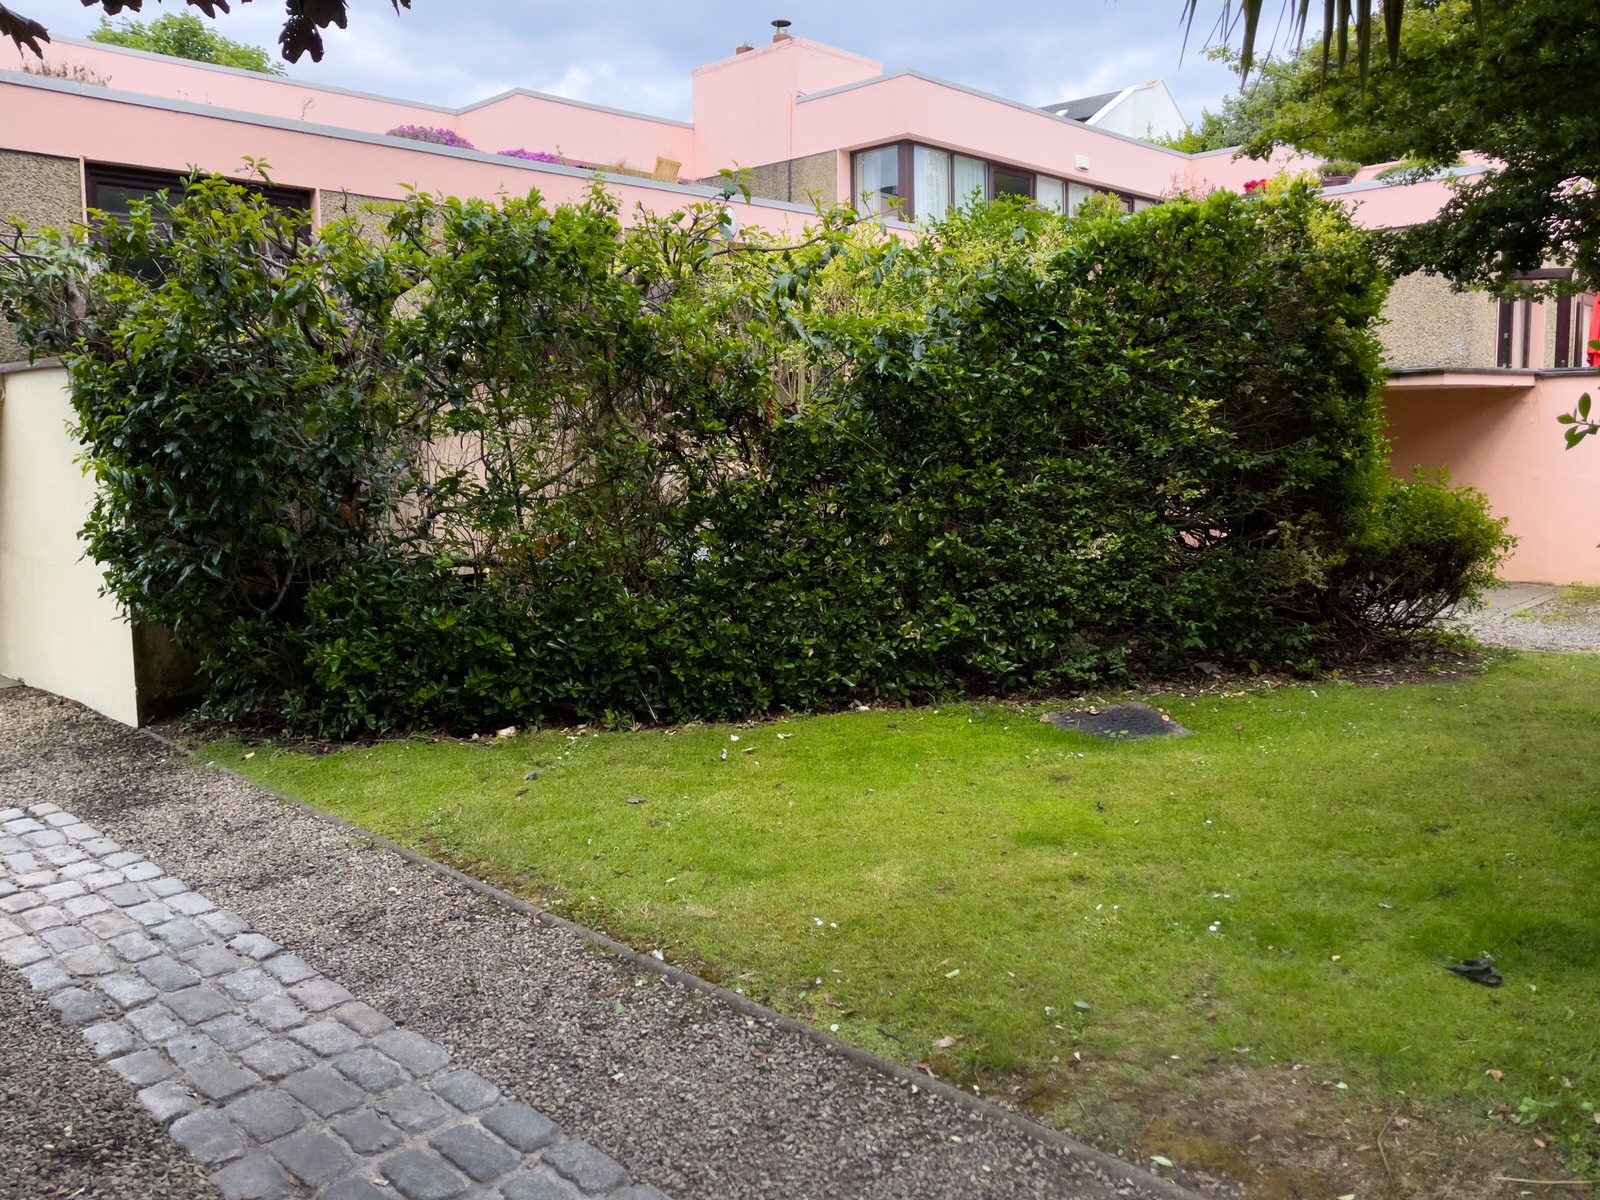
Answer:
[0, 686, 1202, 1200]
[1457, 583, 1600, 653]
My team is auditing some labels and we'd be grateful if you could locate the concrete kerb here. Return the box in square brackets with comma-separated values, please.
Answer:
[139, 726, 1206, 1200]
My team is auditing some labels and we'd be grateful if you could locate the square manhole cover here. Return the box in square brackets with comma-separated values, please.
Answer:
[1039, 702, 1192, 740]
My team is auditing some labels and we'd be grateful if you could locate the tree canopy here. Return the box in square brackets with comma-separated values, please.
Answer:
[1205, 0, 1600, 296]
[1, 0, 409, 64]
[88, 12, 282, 73]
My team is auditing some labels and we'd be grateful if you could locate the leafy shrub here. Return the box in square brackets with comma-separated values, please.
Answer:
[0, 175, 1512, 735]
[1327, 470, 1514, 637]
[385, 125, 475, 149]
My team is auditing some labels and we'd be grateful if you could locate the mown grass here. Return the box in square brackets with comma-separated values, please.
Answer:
[209, 653, 1600, 1179]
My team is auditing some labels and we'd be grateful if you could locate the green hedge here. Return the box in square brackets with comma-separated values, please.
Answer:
[0, 176, 1511, 734]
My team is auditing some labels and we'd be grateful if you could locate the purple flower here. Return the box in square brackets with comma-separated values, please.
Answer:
[385, 125, 476, 150]
[497, 148, 571, 165]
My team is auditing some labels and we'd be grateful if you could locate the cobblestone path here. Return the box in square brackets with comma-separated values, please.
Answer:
[0, 800, 671, 1200]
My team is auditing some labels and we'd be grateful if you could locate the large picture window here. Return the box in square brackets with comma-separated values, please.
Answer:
[852, 142, 1148, 223]
[85, 162, 313, 223]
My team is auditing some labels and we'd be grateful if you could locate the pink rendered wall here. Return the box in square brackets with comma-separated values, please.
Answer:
[690, 37, 881, 178]
[2, 37, 694, 176]
[0, 78, 813, 239]
[1384, 375, 1600, 585]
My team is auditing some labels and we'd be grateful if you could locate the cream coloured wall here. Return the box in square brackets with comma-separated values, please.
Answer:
[0, 364, 138, 724]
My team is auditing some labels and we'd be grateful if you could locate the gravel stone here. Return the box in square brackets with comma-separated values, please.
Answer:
[374, 1029, 452, 1076]
[334, 1107, 407, 1155]
[138, 1079, 203, 1125]
[184, 1057, 260, 1101]
[212, 1153, 293, 1200]
[283, 1065, 367, 1117]
[162, 985, 234, 1024]
[481, 1103, 559, 1153]
[336, 1046, 410, 1093]
[269, 1126, 358, 1186]
[432, 1069, 501, 1112]
[541, 1141, 628, 1195]
[429, 1122, 521, 1182]
[225, 1089, 309, 1141]
[609, 1186, 672, 1200]
[381, 1147, 472, 1200]
[169, 1108, 247, 1164]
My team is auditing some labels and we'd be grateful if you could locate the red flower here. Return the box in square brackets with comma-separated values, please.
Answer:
[1243, 179, 1268, 193]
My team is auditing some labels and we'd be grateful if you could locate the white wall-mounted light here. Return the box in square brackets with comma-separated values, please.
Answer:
[1075, 154, 1091, 172]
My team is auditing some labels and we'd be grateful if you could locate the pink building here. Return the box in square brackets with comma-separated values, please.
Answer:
[0, 25, 1595, 718]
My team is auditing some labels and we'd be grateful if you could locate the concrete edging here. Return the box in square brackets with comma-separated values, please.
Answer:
[139, 725, 1207, 1200]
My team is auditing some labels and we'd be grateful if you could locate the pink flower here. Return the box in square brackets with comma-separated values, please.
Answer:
[1242, 179, 1268, 193]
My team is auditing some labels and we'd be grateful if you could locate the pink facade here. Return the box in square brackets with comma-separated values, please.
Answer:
[2, 29, 1596, 583]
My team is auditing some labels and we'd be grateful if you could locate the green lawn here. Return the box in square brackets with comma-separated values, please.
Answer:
[211, 653, 1600, 1181]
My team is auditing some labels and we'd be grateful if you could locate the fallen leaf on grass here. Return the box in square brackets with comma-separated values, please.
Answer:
[1486, 1069, 1504, 1081]
[945, 968, 961, 978]
[1151, 1156, 1173, 1167]
[776, 733, 791, 740]
[932, 1035, 962, 1049]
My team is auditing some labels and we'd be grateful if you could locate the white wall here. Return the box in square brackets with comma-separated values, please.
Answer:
[1089, 81, 1187, 143]
[0, 365, 138, 725]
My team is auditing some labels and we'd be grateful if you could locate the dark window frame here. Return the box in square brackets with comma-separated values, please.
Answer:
[85, 162, 313, 223]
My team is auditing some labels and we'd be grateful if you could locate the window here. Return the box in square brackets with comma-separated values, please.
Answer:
[914, 145, 951, 224]
[953, 155, 986, 210]
[85, 163, 312, 222]
[1035, 175, 1065, 214]
[1553, 290, 1597, 369]
[849, 143, 1156, 223]
[1496, 298, 1534, 369]
[852, 146, 904, 219]
[992, 167, 1034, 200]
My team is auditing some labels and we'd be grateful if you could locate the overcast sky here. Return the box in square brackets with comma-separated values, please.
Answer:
[18, 0, 1253, 126]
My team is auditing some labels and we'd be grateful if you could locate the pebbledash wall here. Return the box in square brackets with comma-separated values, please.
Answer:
[0, 30, 1595, 723]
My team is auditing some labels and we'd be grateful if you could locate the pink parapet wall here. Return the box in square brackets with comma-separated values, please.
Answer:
[1385, 372, 1600, 586]
[0, 73, 815, 240]
[1, 36, 695, 178]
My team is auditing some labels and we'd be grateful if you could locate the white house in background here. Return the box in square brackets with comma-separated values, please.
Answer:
[1041, 80, 1187, 143]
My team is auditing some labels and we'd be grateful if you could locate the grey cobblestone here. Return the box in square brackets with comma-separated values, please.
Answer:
[1, 800, 674, 1200]
[138, 1078, 204, 1125]
[540, 1142, 628, 1196]
[170, 1108, 247, 1164]
[432, 1070, 501, 1113]
[213, 1153, 293, 1200]
[269, 1126, 358, 1187]
[225, 1089, 309, 1141]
